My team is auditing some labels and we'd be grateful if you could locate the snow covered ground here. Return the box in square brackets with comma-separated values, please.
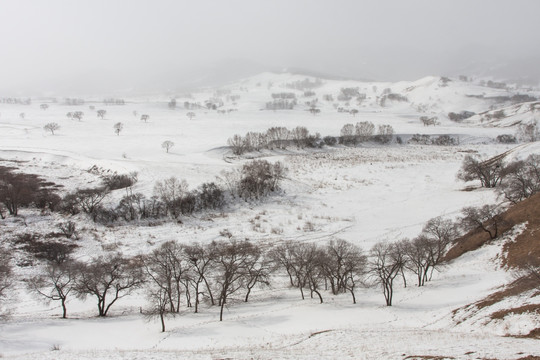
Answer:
[0, 73, 539, 359]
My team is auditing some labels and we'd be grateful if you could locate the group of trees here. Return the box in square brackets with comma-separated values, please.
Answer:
[284, 78, 323, 90]
[455, 152, 540, 240]
[0, 166, 60, 217]
[54, 160, 286, 225]
[369, 216, 457, 305]
[21, 211, 462, 332]
[408, 134, 457, 146]
[228, 126, 322, 155]
[420, 116, 439, 126]
[448, 111, 475, 122]
[66, 111, 84, 121]
[339, 122, 394, 145]
[0, 159, 285, 225]
[0, 97, 31, 105]
[64, 98, 85, 106]
[103, 98, 125, 105]
[228, 122, 396, 156]
[457, 153, 540, 202]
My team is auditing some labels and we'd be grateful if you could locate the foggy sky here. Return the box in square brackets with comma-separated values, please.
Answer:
[1, 0, 539, 95]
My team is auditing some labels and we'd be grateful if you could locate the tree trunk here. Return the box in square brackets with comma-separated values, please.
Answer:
[203, 276, 215, 305]
[219, 298, 226, 321]
[349, 288, 356, 304]
[61, 298, 67, 319]
[160, 312, 166, 332]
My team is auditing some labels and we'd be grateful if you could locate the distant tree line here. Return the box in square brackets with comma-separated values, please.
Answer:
[284, 78, 323, 90]
[227, 122, 396, 155]
[64, 98, 85, 106]
[103, 98, 126, 105]
[0, 98, 31, 105]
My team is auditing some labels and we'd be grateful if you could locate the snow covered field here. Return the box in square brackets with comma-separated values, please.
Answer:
[0, 73, 539, 359]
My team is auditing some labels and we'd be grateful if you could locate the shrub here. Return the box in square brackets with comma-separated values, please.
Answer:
[103, 173, 137, 190]
[497, 134, 517, 144]
[323, 136, 337, 146]
[409, 134, 431, 145]
[432, 135, 457, 146]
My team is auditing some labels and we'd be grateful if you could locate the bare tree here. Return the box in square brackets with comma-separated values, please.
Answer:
[369, 241, 405, 306]
[340, 123, 356, 145]
[184, 242, 217, 312]
[161, 140, 175, 153]
[400, 237, 424, 287]
[291, 243, 326, 303]
[0, 171, 43, 216]
[320, 239, 366, 303]
[140, 114, 149, 122]
[28, 261, 79, 319]
[19, 112, 25, 120]
[186, 112, 196, 120]
[113, 122, 124, 136]
[72, 111, 84, 121]
[375, 124, 394, 144]
[244, 132, 266, 152]
[97, 109, 106, 119]
[243, 245, 271, 302]
[499, 154, 540, 203]
[213, 240, 259, 321]
[266, 127, 290, 150]
[40, 104, 49, 111]
[153, 177, 189, 219]
[291, 126, 310, 149]
[269, 242, 298, 288]
[145, 286, 171, 332]
[421, 216, 457, 281]
[238, 160, 286, 200]
[74, 254, 144, 316]
[228, 134, 246, 155]
[355, 121, 374, 142]
[69, 187, 110, 215]
[457, 155, 505, 188]
[44, 122, 60, 135]
[514, 256, 540, 291]
[517, 121, 539, 142]
[143, 241, 190, 314]
[461, 204, 505, 240]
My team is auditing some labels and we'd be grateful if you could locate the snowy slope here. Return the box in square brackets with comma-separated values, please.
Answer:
[0, 72, 539, 359]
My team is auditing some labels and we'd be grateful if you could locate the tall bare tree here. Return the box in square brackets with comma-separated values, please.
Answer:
[74, 254, 144, 316]
[29, 261, 79, 318]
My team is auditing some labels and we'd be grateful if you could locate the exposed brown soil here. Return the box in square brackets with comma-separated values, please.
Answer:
[490, 303, 540, 320]
[447, 192, 540, 335]
[444, 192, 540, 268]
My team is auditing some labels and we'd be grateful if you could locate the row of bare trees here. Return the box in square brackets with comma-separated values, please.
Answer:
[228, 122, 396, 156]
[339, 121, 394, 145]
[6, 206, 517, 331]
[228, 126, 321, 155]
[22, 216, 458, 332]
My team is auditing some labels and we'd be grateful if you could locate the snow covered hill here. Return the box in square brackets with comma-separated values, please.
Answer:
[0, 72, 539, 359]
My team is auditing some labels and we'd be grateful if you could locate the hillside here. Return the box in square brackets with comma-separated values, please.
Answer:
[445, 192, 540, 339]
[0, 72, 539, 359]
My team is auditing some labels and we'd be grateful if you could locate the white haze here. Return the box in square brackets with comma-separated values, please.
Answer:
[1, 0, 539, 95]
